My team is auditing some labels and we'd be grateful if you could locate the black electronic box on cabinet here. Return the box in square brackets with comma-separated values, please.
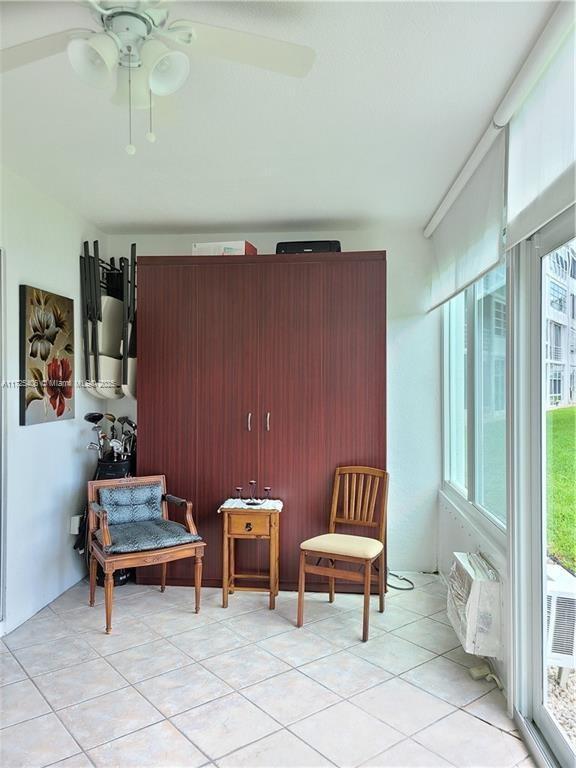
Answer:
[276, 240, 342, 254]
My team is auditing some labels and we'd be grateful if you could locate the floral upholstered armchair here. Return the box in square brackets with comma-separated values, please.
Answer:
[87, 475, 205, 633]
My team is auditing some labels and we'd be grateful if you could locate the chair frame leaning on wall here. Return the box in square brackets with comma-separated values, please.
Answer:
[87, 474, 205, 633]
[297, 466, 389, 642]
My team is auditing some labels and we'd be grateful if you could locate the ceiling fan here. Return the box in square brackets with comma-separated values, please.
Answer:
[0, 1, 316, 151]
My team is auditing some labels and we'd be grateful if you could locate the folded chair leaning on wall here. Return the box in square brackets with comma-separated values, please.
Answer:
[298, 466, 389, 642]
[87, 475, 205, 633]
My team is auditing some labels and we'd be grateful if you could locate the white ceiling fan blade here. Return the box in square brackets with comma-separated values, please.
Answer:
[0, 29, 92, 74]
[162, 20, 316, 78]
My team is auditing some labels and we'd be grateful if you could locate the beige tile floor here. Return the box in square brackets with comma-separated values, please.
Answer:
[0, 575, 534, 768]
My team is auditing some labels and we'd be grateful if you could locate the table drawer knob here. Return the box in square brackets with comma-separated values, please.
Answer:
[245, 522, 253, 532]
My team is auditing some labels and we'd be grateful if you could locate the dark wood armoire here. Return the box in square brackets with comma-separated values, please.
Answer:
[137, 250, 386, 590]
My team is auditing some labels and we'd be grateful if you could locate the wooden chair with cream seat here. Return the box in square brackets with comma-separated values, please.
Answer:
[297, 466, 389, 642]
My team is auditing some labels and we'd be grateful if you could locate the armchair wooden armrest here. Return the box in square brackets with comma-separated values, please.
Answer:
[89, 501, 112, 547]
[163, 494, 198, 535]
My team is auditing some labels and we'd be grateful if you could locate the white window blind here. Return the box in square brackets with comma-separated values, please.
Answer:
[507, 32, 575, 250]
[429, 131, 506, 311]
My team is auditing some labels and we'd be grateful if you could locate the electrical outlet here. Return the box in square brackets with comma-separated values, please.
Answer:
[69, 515, 82, 535]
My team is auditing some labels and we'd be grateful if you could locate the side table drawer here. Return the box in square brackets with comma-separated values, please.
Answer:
[228, 513, 270, 536]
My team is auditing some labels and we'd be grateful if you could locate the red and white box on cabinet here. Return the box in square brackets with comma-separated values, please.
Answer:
[191, 241, 257, 256]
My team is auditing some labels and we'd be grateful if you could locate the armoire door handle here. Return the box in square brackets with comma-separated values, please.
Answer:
[247, 412, 252, 432]
[266, 412, 270, 431]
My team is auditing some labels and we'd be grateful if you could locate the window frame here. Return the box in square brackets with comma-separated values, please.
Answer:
[442, 265, 508, 533]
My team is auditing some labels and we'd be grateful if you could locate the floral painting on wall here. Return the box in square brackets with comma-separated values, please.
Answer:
[20, 286, 74, 425]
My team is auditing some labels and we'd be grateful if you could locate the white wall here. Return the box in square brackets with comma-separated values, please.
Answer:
[0, 167, 106, 633]
[108, 226, 441, 572]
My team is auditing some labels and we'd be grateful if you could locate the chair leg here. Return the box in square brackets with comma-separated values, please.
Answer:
[194, 552, 203, 614]
[378, 551, 385, 613]
[89, 553, 97, 607]
[160, 563, 167, 593]
[297, 550, 306, 627]
[328, 558, 335, 603]
[362, 559, 371, 642]
[104, 571, 114, 634]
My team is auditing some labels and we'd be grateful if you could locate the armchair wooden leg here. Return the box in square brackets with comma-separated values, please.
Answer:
[194, 552, 203, 614]
[160, 563, 167, 593]
[104, 571, 114, 634]
[297, 550, 306, 628]
[362, 559, 371, 642]
[328, 559, 335, 603]
[378, 551, 385, 613]
[89, 553, 97, 607]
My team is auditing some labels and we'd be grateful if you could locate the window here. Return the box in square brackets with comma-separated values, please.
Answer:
[570, 256, 576, 280]
[550, 251, 568, 280]
[571, 294, 575, 321]
[548, 363, 563, 404]
[443, 264, 507, 526]
[494, 300, 506, 337]
[546, 321, 563, 361]
[445, 291, 468, 493]
[549, 280, 567, 313]
[475, 266, 507, 522]
[494, 358, 506, 412]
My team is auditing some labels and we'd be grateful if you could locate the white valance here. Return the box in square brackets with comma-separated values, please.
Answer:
[507, 32, 575, 249]
[429, 130, 506, 311]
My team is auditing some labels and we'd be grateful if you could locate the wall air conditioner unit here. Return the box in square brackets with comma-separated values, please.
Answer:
[447, 552, 502, 658]
[546, 562, 576, 684]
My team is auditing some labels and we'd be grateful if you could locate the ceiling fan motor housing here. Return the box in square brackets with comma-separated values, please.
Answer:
[105, 11, 152, 66]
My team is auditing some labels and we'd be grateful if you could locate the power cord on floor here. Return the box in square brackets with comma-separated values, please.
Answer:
[387, 569, 416, 590]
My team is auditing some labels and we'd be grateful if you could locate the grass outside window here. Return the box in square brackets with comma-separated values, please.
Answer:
[547, 405, 576, 574]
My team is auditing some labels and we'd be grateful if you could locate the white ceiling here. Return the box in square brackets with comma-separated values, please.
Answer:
[0, 1, 555, 233]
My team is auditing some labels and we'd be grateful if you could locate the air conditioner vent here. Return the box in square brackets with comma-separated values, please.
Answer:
[547, 592, 576, 664]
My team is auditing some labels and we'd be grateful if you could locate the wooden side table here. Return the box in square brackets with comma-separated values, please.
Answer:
[220, 499, 282, 610]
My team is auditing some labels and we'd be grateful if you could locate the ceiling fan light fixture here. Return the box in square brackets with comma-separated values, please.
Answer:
[67, 33, 118, 89]
[141, 39, 190, 96]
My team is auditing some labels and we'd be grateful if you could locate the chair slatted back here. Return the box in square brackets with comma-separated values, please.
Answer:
[329, 466, 388, 543]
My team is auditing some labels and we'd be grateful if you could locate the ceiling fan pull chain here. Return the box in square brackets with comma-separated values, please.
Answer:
[146, 88, 156, 144]
[126, 46, 136, 156]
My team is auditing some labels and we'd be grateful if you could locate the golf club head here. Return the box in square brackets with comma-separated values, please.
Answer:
[84, 412, 104, 424]
[87, 442, 100, 451]
[103, 413, 116, 424]
[118, 416, 136, 430]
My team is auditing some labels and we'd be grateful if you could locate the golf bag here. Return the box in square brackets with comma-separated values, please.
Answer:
[74, 458, 133, 587]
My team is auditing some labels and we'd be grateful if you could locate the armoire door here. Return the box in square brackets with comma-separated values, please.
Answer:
[259, 262, 326, 589]
[193, 264, 260, 585]
[137, 264, 199, 583]
[322, 258, 387, 562]
[323, 258, 387, 469]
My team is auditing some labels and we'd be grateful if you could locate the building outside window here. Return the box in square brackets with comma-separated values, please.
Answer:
[549, 364, 563, 404]
[544, 242, 576, 407]
[547, 321, 563, 361]
[549, 280, 567, 313]
[494, 299, 506, 337]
